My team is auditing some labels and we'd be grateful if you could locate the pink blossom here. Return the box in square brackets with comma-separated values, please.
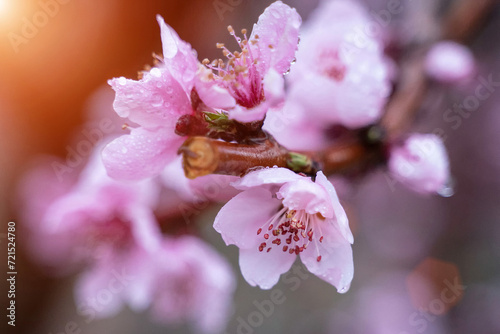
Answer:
[20, 147, 162, 274]
[123, 236, 236, 333]
[102, 16, 199, 181]
[214, 168, 354, 291]
[425, 41, 475, 83]
[283, 0, 391, 129]
[388, 134, 450, 194]
[201, 1, 301, 123]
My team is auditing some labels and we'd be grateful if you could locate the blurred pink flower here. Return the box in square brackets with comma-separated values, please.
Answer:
[283, 0, 391, 129]
[388, 134, 450, 194]
[425, 41, 475, 83]
[203, 1, 301, 123]
[121, 235, 236, 333]
[214, 167, 353, 291]
[20, 148, 162, 272]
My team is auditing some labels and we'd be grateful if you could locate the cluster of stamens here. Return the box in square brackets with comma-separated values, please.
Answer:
[201, 26, 265, 109]
[256, 208, 324, 262]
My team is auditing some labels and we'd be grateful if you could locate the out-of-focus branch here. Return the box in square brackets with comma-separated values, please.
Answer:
[443, 0, 496, 42]
[381, 0, 496, 139]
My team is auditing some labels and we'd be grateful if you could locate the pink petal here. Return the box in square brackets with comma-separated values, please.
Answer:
[109, 67, 192, 129]
[126, 205, 162, 252]
[300, 222, 353, 293]
[195, 67, 236, 110]
[233, 167, 302, 190]
[425, 41, 475, 83]
[315, 172, 353, 243]
[250, 1, 301, 75]
[74, 263, 127, 318]
[227, 103, 270, 123]
[102, 127, 183, 180]
[157, 15, 199, 90]
[239, 247, 296, 289]
[262, 69, 285, 107]
[214, 188, 281, 249]
[277, 177, 333, 218]
[263, 103, 328, 151]
[388, 134, 450, 194]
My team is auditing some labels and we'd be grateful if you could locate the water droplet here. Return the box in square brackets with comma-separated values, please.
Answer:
[438, 178, 455, 197]
[117, 77, 127, 85]
[121, 147, 128, 154]
[271, 10, 281, 19]
[151, 94, 164, 107]
[150, 67, 162, 78]
[166, 87, 174, 94]
[338, 283, 350, 294]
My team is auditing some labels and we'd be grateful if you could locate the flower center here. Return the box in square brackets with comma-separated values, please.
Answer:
[202, 26, 265, 109]
[319, 49, 346, 81]
[82, 215, 133, 257]
[256, 208, 325, 262]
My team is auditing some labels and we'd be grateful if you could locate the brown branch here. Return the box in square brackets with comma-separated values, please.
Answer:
[443, 0, 496, 42]
[179, 136, 384, 178]
[178, 136, 289, 179]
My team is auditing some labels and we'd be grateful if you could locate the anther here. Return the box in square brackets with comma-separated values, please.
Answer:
[257, 228, 262, 235]
[317, 256, 322, 262]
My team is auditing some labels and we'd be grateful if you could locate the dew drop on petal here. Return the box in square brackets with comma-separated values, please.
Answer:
[438, 178, 455, 198]
[118, 77, 127, 85]
[338, 284, 351, 294]
[150, 67, 162, 78]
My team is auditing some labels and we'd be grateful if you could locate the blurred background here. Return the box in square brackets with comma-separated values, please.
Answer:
[1, 0, 499, 333]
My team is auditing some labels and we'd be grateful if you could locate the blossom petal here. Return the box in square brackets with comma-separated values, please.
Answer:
[109, 67, 192, 129]
[75, 264, 126, 318]
[425, 41, 475, 83]
[125, 205, 162, 252]
[232, 167, 302, 190]
[157, 15, 198, 90]
[239, 247, 296, 289]
[315, 172, 353, 243]
[277, 177, 333, 218]
[250, 1, 301, 75]
[388, 134, 450, 194]
[300, 222, 353, 293]
[214, 188, 281, 249]
[262, 68, 285, 107]
[263, 103, 328, 151]
[102, 127, 183, 180]
[227, 103, 270, 123]
[195, 67, 236, 110]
